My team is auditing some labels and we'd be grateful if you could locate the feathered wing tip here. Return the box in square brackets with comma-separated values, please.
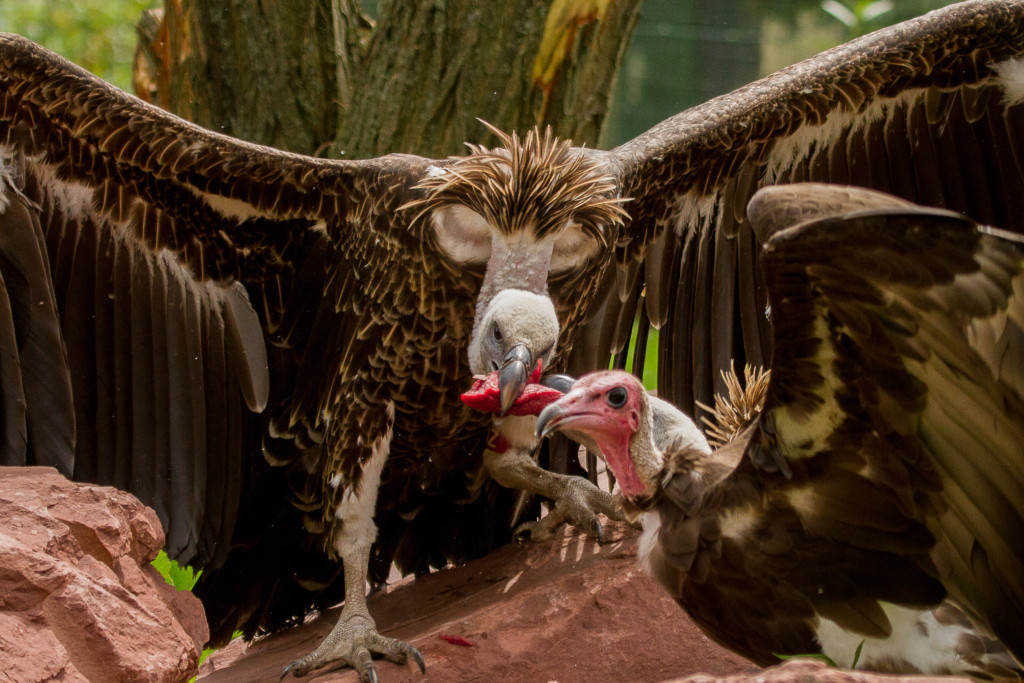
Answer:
[697, 361, 770, 448]
[402, 121, 629, 245]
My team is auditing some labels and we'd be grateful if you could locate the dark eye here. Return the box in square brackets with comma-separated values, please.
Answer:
[493, 324, 502, 341]
[607, 387, 628, 408]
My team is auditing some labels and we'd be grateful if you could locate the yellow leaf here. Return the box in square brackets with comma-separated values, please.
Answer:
[532, 0, 613, 92]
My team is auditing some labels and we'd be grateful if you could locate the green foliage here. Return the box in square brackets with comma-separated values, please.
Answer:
[0, 0, 159, 90]
[151, 549, 202, 592]
[150, 550, 228, 680]
[615, 317, 659, 390]
[852, 640, 864, 668]
[821, 0, 896, 37]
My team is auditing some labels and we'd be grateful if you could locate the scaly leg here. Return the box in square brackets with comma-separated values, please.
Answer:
[281, 541, 424, 681]
[282, 409, 424, 682]
[483, 415, 622, 542]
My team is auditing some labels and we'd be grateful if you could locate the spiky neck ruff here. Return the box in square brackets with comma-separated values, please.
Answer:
[697, 363, 771, 448]
[405, 124, 629, 332]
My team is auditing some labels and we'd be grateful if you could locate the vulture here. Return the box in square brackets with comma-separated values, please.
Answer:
[462, 288, 622, 541]
[3, 0, 1024, 678]
[536, 183, 1024, 677]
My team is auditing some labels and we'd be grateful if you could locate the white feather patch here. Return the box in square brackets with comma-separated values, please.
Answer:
[670, 191, 717, 238]
[992, 56, 1024, 107]
[763, 90, 917, 185]
[333, 402, 393, 554]
[636, 510, 661, 574]
[192, 189, 265, 222]
[0, 152, 14, 214]
[817, 603, 981, 675]
[430, 204, 493, 266]
[34, 161, 97, 226]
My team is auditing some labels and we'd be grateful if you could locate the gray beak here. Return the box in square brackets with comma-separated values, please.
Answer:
[535, 402, 566, 439]
[540, 374, 575, 394]
[498, 344, 532, 415]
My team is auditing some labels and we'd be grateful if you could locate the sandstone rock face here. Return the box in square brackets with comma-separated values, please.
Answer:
[0, 466, 209, 682]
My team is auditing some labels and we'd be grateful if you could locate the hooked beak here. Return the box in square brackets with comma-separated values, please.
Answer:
[535, 401, 567, 439]
[499, 344, 532, 416]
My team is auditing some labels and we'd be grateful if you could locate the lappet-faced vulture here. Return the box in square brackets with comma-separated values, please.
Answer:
[536, 183, 1024, 676]
[2, 0, 1024, 678]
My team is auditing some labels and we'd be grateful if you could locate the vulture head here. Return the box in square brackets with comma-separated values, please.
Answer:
[468, 288, 560, 415]
[537, 370, 663, 501]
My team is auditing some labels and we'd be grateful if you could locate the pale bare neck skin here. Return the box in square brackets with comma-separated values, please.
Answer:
[627, 404, 663, 495]
[473, 231, 553, 332]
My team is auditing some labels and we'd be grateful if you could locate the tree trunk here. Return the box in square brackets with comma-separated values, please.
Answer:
[135, 0, 644, 158]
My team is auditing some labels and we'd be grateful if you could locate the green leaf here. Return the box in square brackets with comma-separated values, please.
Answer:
[617, 317, 659, 391]
[851, 640, 865, 668]
[151, 550, 202, 592]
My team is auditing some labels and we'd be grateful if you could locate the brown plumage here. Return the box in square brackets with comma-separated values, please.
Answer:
[4, 1, 1024, 679]
[537, 184, 1024, 677]
[407, 123, 628, 243]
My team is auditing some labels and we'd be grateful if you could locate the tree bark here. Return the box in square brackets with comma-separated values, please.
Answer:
[135, 0, 644, 158]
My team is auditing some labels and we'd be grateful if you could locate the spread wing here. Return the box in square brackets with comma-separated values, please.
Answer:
[0, 32, 439, 569]
[741, 184, 1024, 661]
[579, 0, 1024, 421]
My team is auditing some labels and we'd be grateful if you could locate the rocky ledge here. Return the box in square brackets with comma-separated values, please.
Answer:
[0, 466, 208, 682]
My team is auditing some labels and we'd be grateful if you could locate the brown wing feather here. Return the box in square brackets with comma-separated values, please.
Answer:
[0, 164, 74, 473]
[0, 31, 448, 581]
[0, 266, 26, 463]
[747, 187, 1024, 660]
[582, 0, 1024, 420]
[647, 186, 1023, 667]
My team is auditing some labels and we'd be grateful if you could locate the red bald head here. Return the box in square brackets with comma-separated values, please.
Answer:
[536, 370, 652, 498]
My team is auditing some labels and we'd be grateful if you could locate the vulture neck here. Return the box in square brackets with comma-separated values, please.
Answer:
[474, 232, 554, 331]
[617, 399, 663, 501]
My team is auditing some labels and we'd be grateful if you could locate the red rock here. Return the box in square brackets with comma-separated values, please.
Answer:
[0, 466, 209, 682]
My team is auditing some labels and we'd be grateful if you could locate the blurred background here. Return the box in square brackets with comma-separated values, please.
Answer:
[1, 0, 960, 147]
[0, 0, 961, 389]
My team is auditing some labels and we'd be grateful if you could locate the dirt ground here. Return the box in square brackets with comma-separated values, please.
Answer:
[197, 520, 760, 682]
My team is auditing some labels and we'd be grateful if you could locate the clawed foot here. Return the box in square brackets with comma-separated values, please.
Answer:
[281, 612, 425, 681]
[515, 477, 623, 542]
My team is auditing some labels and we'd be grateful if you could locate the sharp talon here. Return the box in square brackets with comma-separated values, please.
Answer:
[411, 646, 426, 673]
[280, 661, 301, 680]
[593, 519, 604, 543]
[366, 666, 379, 683]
